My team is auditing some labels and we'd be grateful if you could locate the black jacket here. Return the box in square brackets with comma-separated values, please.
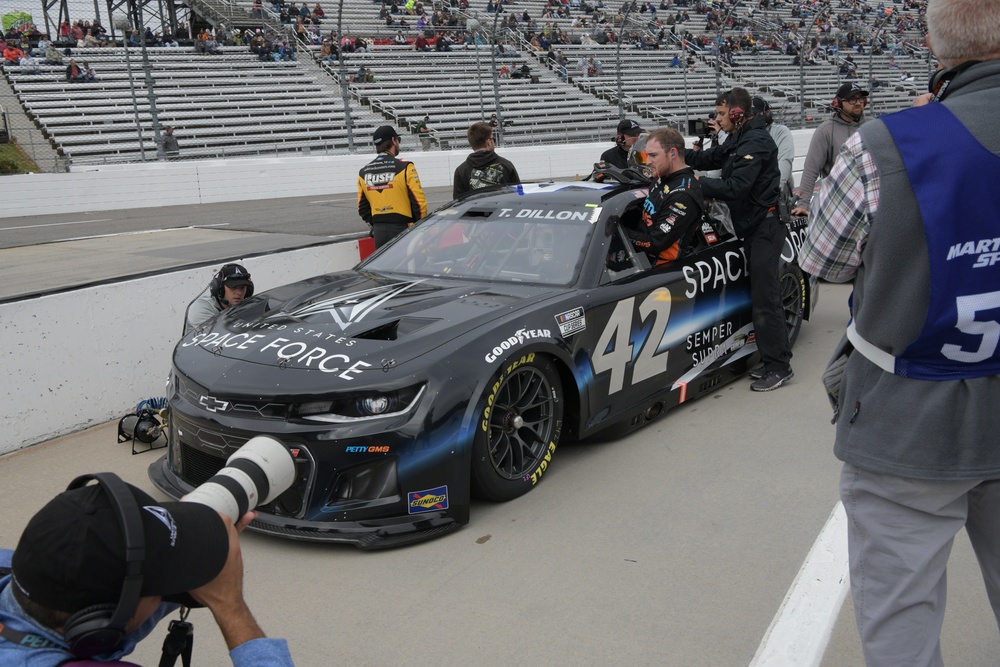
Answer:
[685, 115, 780, 238]
[600, 144, 630, 170]
[453, 150, 520, 199]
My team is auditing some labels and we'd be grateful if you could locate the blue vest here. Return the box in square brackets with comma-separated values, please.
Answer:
[864, 103, 1000, 380]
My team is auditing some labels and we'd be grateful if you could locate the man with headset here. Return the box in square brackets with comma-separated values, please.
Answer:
[685, 87, 793, 391]
[790, 81, 868, 217]
[799, 0, 1000, 662]
[184, 263, 254, 335]
[599, 119, 644, 170]
[0, 473, 294, 665]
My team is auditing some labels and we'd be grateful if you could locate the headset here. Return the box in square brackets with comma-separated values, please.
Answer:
[209, 263, 254, 306]
[724, 90, 748, 126]
[831, 94, 868, 112]
[928, 60, 981, 102]
[62, 473, 145, 658]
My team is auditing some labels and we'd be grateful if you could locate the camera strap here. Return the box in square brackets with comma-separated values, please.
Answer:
[157, 614, 193, 667]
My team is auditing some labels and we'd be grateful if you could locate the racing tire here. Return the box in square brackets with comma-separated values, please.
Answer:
[471, 353, 563, 502]
[780, 263, 806, 348]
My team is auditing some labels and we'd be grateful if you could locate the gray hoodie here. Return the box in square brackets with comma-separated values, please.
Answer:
[795, 112, 866, 207]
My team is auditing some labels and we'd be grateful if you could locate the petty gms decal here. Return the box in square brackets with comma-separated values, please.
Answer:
[408, 485, 449, 514]
[592, 287, 673, 394]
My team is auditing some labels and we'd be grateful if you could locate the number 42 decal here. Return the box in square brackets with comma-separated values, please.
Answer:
[592, 287, 672, 394]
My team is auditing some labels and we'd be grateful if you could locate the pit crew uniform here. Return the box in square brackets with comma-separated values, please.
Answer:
[357, 153, 428, 248]
[625, 166, 703, 266]
[799, 59, 1000, 666]
[685, 114, 792, 377]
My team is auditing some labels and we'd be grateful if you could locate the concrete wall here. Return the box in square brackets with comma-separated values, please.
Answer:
[1, 241, 361, 455]
[0, 130, 815, 218]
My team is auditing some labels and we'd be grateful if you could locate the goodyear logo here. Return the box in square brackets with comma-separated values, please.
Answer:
[407, 485, 449, 514]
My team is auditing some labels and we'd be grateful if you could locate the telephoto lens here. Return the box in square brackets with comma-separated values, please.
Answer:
[182, 436, 296, 523]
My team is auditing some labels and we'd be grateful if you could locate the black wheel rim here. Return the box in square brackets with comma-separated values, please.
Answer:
[780, 272, 802, 335]
[485, 367, 556, 481]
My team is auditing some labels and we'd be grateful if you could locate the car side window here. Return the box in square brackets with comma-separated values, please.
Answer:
[601, 219, 649, 285]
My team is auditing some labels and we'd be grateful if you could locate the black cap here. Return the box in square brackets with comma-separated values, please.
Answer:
[11, 479, 229, 613]
[373, 125, 400, 145]
[219, 263, 252, 288]
[617, 119, 643, 136]
[836, 82, 869, 99]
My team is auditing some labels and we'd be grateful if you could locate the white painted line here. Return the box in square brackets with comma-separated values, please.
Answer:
[0, 218, 112, 232]
[54, 225, 230, 244]
[749, 502, 850, 667]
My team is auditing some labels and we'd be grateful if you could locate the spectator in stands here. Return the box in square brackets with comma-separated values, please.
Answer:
[185, 264, 253, 333]
[161, 126, 180, 158]
[65, 58, 86, 82]
[791, 81, 868, 217]
[600, 118, 644, 170]
[686, 89, 792, 391]
[415, 115, 436, 151]
[414, 33, 430, 50]
[30, 35, 50, 57]
[3, 43, 23, 65]
[44, 43, 62, 64]
[394, 30, 406, 45]
[83, 61, 98, 81]
[319, 38, 338, 62]
[19, 52, 41, 75]
[671, 53, 681, 67]
[624, 128, 704, 267]
[71, 21, 84, 43]
[204, 33, 222, 54]
[358, 125, 428, 248]
[354, 36, 369, 52]
[435, 33, 452, 51]
[453, 121, 520, 198]
[313, 3, 325, 21]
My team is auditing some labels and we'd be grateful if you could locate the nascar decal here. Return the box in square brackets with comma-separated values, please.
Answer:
[555, 307, 586, 337]
[592, 287, 673, 394]
[408, 485, 449, 514]
[485, 328, 552, 363]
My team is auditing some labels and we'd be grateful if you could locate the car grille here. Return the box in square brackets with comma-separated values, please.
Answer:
[180, 443, 227, 487]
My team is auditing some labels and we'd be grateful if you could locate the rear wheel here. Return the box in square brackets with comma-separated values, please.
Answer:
[780, 263, 806, 347]
[472, 353, 563, 502]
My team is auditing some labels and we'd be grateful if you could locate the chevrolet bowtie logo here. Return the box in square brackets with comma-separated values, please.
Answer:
[199, 395, 230, 413]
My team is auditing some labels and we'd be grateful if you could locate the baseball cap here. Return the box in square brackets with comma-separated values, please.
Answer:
[836, 82, 869, 99]
[219, 263, 252, 288]
[617, 119, 643, 136]
[373, 125, 400, 144]
[11, 479, 229, 613]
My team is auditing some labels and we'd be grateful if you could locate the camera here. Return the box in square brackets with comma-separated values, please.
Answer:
[183, 436, 296, 523]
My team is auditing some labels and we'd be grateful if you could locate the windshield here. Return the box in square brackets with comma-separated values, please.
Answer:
[365, 204, 598, 286]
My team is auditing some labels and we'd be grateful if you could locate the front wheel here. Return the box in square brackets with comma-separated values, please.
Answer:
[471, 353, 563, 502]
[780, 263, 806, 347]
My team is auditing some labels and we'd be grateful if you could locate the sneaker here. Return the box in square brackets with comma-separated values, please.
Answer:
[750, 369, 794, 392]
[748, 364, 766, 380]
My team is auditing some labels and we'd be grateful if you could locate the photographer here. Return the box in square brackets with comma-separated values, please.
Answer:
[686, 88, 793, 392]
[0, 474, 293, 666]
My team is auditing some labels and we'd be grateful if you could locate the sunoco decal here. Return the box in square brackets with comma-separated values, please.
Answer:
[408, 486, 449, 514]
[554, 307, 586, 337]
[484, 328, 551, 363]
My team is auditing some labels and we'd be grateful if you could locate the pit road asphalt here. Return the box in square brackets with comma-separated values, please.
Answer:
[1, 189, 997, 666]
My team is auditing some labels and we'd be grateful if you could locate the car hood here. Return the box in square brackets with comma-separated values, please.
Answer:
[176, 271, 558, 387]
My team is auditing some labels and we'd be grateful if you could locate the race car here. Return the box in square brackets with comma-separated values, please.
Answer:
[149, 174, 815, 549]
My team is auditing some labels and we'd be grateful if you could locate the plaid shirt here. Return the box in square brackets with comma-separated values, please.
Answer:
[798, 131, 881, 282]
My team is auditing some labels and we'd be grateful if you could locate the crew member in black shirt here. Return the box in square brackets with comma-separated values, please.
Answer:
[600, 119, 644, 169]
[685, 87, 793, 391]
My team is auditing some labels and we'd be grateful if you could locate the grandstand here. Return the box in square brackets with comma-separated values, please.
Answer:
[0, 0, 931, 169]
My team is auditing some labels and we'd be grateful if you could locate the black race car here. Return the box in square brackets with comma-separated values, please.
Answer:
[149, 176, 815, 548]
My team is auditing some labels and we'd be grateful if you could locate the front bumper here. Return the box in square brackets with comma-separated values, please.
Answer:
[149, 455, 464, 549]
